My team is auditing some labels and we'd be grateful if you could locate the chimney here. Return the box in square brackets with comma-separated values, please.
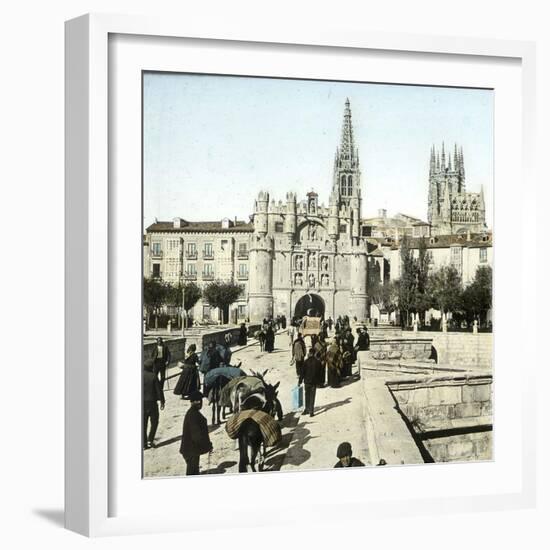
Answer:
[378, 208, 387, 219]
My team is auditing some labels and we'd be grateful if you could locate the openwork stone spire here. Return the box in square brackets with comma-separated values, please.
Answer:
[339, 97, 356, 161]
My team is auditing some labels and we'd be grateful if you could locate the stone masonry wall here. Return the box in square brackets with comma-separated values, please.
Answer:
[143, 337, 186, 364]
[389, 376, 493, 430]
[366, 338, 433, 362]
[389, 376, 493, 462]
[430, 332, 493, 370]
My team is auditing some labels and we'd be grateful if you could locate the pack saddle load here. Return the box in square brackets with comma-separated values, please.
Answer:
[225, 409, 282, 447]
[300, 315, 322, 337]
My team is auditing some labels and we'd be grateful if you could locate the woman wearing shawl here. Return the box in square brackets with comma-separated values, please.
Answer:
[264, 324, 275, 353]
[326, 340, 342, 388]
[174, 344, 200, 399]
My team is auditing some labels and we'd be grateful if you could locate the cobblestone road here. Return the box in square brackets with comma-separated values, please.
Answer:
[144, 331, 369, 477]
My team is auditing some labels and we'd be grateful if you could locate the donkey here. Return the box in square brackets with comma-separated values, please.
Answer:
[237, 417, 266, 472]
[207, 375, 232, 425]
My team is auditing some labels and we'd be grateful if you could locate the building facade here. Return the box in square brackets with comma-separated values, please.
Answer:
[144, 99, 387, 323]
[143, 102, 492, 325]
[427, 143, 487, 235]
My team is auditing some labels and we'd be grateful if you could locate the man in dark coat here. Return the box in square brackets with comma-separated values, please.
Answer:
[299, 348, 322, 417]
[143, 360, 165, 449]
[180, 390, 212, 475]
[205, 341, 222, 371]
[356, 327, 370, 352]
[292, 332, 307, 379]
[265, 325, 275, 353]
[333, 442, 365, 468]
[151, 336, 171, 389]
[238, 323, 248, 346]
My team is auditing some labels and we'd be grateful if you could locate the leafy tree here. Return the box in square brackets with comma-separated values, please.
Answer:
[203, 280, 244, 324]
[462, 266, 492, 326]
[397, 236, 417, 327]
[426, 265, 463, 321]
[379, 280, 399, 314]
[414, 237, 432, 316]
[143, 277, 169, 329]
[165, 282, 202, 328]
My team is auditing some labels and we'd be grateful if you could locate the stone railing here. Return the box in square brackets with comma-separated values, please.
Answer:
[364, 337, 434, 362]
[143, 337, 186, 364]
[430, 332, 493, 370]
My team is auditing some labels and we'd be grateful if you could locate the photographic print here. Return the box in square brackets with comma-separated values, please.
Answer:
[142, 73, 493, 477]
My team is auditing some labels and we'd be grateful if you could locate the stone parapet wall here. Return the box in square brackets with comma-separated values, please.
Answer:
[425, 431, 492, 462]
[367, 326, 404, 339]
[363, 338, 433, 362]
[182, 324, 261, 353]
[430, 333, 493, 370]
[143, 337, 186, 364]
[388, 375, 493, 430]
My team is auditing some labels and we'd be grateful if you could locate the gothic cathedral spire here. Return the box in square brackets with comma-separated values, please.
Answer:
[332, 98, 361, 206]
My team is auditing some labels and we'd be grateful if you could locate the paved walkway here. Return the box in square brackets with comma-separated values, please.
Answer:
[143, 331, 370, 477]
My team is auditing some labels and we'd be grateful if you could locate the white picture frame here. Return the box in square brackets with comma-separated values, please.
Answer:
[65, 13, 537, 537]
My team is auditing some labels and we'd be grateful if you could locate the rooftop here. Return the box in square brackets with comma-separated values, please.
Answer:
[146, 220, 254, 233]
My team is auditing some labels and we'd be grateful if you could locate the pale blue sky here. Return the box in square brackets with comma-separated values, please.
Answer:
[143, 73, 493, 228]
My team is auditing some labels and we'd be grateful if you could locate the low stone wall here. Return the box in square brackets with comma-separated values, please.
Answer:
[367, 326, 404, 339]
[388, 375, 493, 462]
[183, 324, 262, 352]
[388, 375, 493, 429]
[430, 333, 493, 370]
[364, 338, 433, 362]
[143, 337, 186, 364]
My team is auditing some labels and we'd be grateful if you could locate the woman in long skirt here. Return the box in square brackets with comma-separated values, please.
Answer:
[326, 341, 342, 388]
[174, 344, 200, 399]
[264, 325, 275, 353]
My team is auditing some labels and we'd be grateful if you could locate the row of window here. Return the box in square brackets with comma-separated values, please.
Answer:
[151, 262, 249, 279]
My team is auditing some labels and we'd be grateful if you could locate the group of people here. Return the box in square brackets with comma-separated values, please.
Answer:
[257, 317, 278, 353]
[290, 317, 371, 417]
[143, 315, 374, 474]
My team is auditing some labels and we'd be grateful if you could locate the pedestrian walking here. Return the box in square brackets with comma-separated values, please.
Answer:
[265, 324, 275, 353]
[291, 332, 306, 379]
[333, 442, 365, 468]
[288, 324, 296, 347]
[179, 390, 213, 475]
[326, 340, 342, 388]
[257, 328, 266, 352]
[173, 344, 200, 399]
[143, 360, 165, 449]
[299, 348, 322, 417]
[151, 336, 171, 390]
[312, 334, 327, 388]
[238, 323, 248, 346]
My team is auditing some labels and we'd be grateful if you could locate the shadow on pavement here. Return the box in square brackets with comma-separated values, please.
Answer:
[202, 460, 238, 475]
[263, 411, 318, 471]
[314, 397, 352, 415]
[154, 435, 181, 449]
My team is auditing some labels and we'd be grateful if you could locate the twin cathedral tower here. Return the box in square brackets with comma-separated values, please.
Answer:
[247, 98, 486, 323]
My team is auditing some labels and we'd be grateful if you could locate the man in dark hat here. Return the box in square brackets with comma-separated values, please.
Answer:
[334, 442, 365, 468]
[180, 390, 213, 475]
[299, 348, 322, 417]
[143, 359, 165, 449]
[151, 336, 171, 390]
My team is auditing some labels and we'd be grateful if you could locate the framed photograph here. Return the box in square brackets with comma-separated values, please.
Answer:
[65, 13, 536, 536]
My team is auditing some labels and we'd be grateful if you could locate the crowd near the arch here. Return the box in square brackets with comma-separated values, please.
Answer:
[143, 312, 379, 476]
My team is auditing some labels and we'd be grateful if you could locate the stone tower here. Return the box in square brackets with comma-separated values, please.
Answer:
[428, 143, 486, 235]
[332, 98, 362, 213]
[248, 191, 274, 322]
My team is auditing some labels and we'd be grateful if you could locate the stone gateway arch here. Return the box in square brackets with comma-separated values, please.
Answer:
[294, 293, 325, 319]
